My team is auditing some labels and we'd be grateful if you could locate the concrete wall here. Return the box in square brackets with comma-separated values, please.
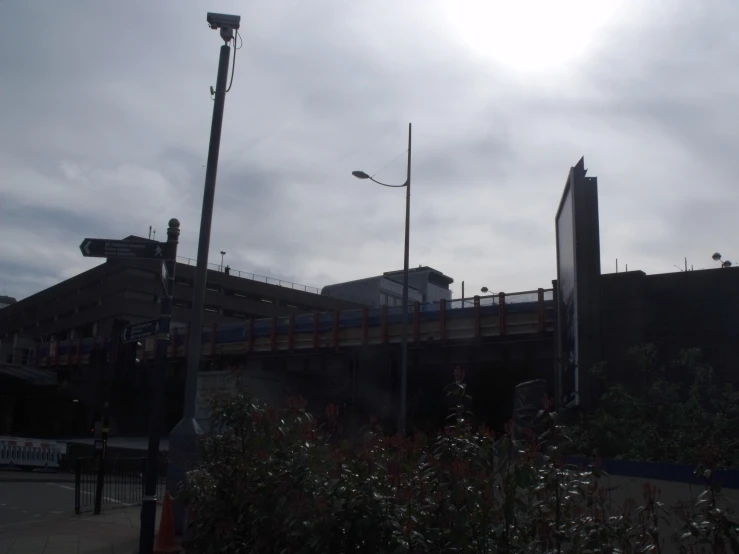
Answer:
[598, 266, 739, 386]
[194, 332, 555, 435]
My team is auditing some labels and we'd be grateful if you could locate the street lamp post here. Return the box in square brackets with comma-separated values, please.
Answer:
[352, 122, 412, 435]
[712, 252, 732, 268]
[220, 250, 226, 271]
[167, 12, 240, 536]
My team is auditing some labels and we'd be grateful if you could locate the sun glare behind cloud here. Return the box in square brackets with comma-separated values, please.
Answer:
[439, 0, 630, 74]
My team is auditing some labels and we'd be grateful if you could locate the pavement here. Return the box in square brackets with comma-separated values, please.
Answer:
[0, 472, 167, 554]
[0, 481, 77, 526]
[0, 469, 76, 484]
[0, 504, 161, 554]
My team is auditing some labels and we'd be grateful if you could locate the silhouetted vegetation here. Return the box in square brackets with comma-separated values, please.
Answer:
[568, 345, 739, 469]
[180, 364, 739, 553]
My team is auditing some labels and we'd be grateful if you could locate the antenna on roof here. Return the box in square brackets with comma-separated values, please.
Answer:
[148, 226, 152, 240]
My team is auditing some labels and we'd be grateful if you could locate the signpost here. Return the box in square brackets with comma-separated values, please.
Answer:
[78, 222, 181, 554]
[121, 319, 160, 344]
[79, 239, 168, 260]
[139, 219, 180, 554]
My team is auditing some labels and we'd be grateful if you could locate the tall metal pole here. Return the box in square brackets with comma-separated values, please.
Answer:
[398, 123, 412, 436]
[139, 219, 180, 554]
[167, 35, 233, 534]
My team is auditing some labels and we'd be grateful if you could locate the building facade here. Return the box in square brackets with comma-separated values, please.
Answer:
[0, 296, 16, 310]
[321, 266, 453, 309]
[0, 241, 367, 437]
[0, 239, 364, 369]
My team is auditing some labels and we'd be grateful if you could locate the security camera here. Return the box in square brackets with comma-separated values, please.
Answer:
[207, 12, 241, 31]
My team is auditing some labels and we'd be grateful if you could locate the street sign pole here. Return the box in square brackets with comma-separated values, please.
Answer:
[139, 218, 180, 554]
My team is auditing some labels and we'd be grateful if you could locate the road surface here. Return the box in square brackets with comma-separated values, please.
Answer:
[0, 481, 75, 526]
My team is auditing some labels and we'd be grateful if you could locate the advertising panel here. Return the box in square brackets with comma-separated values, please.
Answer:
[555, 169, 579, 408]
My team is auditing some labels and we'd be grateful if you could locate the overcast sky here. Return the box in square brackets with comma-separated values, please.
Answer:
[1, 0, 737, 301]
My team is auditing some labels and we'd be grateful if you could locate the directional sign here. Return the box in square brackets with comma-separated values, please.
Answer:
[79, 238, 167, 260]
[121, 319, 160, 343]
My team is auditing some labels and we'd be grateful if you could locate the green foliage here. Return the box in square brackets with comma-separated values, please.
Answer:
[569, 346, 739, 469]
[180, 366, 739, 554]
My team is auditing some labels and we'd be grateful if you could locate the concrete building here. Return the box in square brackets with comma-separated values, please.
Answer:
[0, 236, 368, 437]
[0, 296, 16, 310]
[0, 236, 363, 345]
[321, 266, 453, 309]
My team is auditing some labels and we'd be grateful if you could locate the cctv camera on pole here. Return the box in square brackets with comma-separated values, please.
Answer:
[157, 12, 241, 551]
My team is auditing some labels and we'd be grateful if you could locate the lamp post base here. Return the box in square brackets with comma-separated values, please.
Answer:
[166, 417, 204, 535]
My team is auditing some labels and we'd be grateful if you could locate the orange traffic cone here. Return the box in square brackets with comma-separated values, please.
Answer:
[154, 492, 181, 553]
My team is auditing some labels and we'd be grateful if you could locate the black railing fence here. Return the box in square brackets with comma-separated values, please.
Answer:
[74, 456, 167, 514]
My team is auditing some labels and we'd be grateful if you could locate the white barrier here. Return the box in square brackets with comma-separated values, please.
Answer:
[0, 436, 68, 469]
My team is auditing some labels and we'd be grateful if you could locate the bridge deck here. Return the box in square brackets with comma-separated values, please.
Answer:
[33, 290, 555, 366]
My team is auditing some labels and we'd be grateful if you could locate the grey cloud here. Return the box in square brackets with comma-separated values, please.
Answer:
[2, 0, 737, 302]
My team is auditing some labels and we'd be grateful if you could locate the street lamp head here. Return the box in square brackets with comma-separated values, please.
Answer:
[712, 252, 722, 261]
[480, 287, 489, 293]
[352, 170, 370, 180]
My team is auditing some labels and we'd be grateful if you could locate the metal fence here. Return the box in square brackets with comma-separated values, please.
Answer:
[176, 256, 373, 306]
[177, 256, 322, 294]
[74, 456, 167, 514]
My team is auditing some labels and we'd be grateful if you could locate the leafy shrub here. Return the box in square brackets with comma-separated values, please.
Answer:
[568, 346, 739, 469]
[181, 367, 739, 553]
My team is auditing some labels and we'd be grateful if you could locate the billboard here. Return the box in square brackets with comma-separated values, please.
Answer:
[555, 165, 580, 407]
[555, 157, 600, 410]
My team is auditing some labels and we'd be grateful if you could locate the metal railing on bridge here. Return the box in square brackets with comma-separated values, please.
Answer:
[176, 256, 371, 305]
[32, 289, 555, 365]
[176, 256, 323, 294]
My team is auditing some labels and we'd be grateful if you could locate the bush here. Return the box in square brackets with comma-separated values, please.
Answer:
[181, 367, 739, 553]
[568, 346, 739, 469]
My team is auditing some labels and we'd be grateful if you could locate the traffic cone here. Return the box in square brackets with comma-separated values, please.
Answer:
[154, 492, 181, 553]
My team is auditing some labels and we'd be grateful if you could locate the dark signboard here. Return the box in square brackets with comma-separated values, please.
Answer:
[555, 157, 601, 411]
[121, 319, 160, 343]
[555, 168, 579, 408]
[80, 239, 168, 260]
